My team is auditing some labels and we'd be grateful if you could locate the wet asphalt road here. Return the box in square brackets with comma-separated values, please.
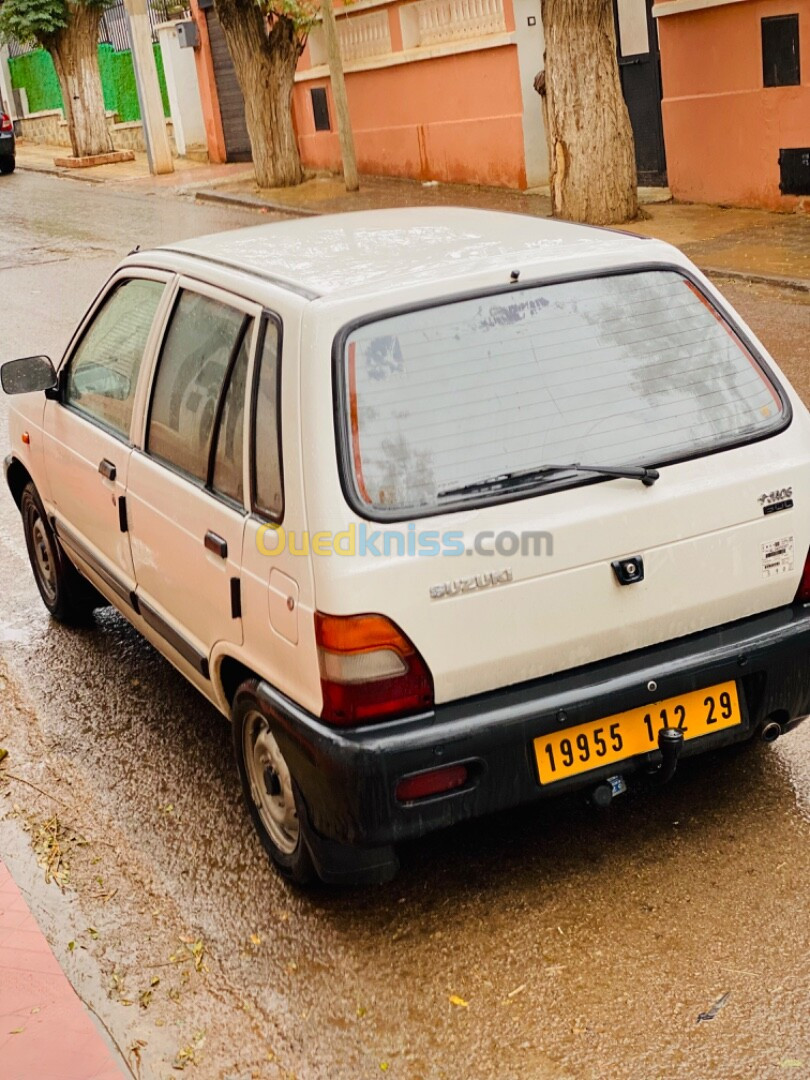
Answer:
[1, 172, 809, 1080]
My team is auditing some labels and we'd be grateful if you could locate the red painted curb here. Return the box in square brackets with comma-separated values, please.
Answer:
[0, 861, 124, 1080]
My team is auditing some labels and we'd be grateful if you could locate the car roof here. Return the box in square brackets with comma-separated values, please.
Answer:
[162, 207, 659, 302]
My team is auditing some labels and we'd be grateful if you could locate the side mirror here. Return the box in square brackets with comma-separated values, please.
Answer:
[1, 356, 58, 396]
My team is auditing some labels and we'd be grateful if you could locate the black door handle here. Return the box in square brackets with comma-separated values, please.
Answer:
[99, 458, 117, 481]
[204, 530, 228, 559]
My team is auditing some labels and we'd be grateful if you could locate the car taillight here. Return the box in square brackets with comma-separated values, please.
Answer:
[794, 548, 810, 603]
[0, 114, 12, 133]
[315, 611, 434, 727]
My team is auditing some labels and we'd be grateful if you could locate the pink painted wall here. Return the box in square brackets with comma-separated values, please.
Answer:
[293, 2, 527, 188]
[658, 0, 810, 209]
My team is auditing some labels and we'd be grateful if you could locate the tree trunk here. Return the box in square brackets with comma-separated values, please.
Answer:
[215, 0, 303, 188]
[541, 0, 638, 225]
[47, 5, 113, 159]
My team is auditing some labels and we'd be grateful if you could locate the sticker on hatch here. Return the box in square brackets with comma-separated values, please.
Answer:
[761, 536, 794, 578]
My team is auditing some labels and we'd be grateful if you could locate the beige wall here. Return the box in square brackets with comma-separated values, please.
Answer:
[17, 110, 178, 156]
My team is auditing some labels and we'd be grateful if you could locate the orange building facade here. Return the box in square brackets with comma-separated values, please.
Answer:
[190, 0, 549, 189]
[654, 0, 810, 209]
[292, 0, 547, 189]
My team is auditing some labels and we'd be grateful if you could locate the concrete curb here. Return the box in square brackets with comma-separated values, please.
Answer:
[15, 161, 105, 184]
[194, 188, 321, 216]
[702, 267, 810, 293]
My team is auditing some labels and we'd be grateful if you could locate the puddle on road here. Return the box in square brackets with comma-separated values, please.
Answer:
[0, 624, 36, 646]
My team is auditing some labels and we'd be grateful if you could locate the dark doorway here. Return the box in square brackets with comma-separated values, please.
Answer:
[201, 0, 252, 163]
[615, 0, 667, 186]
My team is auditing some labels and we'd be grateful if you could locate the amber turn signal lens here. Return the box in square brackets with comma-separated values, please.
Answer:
[315, 611, 434, 727]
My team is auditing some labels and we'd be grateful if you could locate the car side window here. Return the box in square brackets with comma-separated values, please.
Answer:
[65, 278, 165, 439]
[148, 290, 247, 484]
[252, 319, 283, 520]
[212, 331, 250, 505]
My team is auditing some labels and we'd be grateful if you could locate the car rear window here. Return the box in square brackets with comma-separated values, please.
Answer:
[339, 270, 785, 516]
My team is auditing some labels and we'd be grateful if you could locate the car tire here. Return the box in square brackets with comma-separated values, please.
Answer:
[232, 679, 316, 885]
[0, 157, 15, 174]
[21, 482, 102, 624]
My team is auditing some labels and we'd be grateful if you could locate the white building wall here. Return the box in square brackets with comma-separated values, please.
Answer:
[512, 0, 548, 188]
[156, 21, 207, 157]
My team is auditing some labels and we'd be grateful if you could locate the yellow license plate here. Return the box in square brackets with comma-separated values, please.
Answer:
[534, 681, 741, 785]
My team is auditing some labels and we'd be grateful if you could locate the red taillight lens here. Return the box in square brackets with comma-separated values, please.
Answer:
[794, 548, 810, 603]
[395, 764, 469, 803]
[0, 114, 12, 133]
[315, 611, 434, 727]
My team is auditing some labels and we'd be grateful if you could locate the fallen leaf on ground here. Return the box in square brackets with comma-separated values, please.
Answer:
[0, 748, 8, 764]
[250, 933, 262, 946]
[449, 994, 469, 1008]
[697, 992, 730, 1023]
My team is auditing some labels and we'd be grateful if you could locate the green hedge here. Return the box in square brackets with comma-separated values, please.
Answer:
[9, 44, 170, 123]
[8, 49, 61, 114]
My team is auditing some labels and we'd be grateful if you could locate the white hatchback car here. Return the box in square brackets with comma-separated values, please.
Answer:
[4, 208, 810, 885]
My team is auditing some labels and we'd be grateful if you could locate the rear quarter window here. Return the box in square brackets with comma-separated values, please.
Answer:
[338, 269, 786, 518]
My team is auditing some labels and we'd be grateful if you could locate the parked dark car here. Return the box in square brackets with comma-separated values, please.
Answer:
[0, 113, 15, 174]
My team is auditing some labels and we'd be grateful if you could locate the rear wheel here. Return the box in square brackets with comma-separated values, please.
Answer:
[232, 680, 315, 884]
[0, 157, 15, 175]
[21, 482, 101, 624]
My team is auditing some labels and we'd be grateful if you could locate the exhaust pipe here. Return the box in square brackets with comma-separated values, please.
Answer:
[761, 721, 782, 744]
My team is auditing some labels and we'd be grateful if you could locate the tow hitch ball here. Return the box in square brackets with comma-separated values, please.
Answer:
[590, 727, 684, 806]
[650, 726, 684, 786]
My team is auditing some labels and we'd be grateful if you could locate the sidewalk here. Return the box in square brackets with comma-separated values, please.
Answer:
[0, 860, 124, 1080]
[14, 140, 810, 288]
[14, 139, 253, 191]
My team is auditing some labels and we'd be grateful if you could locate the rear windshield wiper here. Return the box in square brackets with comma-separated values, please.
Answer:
[439, 462, 660, 500]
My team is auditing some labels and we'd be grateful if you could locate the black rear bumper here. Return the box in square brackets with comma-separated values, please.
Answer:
[256, 605, 810, 882]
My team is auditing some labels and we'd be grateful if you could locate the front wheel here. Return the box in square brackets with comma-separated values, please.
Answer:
[232, 680, 315, 884]
[21, 482, 101, 624]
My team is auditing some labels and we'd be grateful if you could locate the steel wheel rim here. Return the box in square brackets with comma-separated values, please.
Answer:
[243, 711, 299, 855]
[29, 510, 57, 605]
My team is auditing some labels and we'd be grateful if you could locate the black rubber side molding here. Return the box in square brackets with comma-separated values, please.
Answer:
[139, 599, 210, 679]
[230, 577, 241, 619]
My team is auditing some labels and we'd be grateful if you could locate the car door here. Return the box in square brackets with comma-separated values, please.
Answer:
[43, 272, 171, 608]
[127, 279, 261, 682]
